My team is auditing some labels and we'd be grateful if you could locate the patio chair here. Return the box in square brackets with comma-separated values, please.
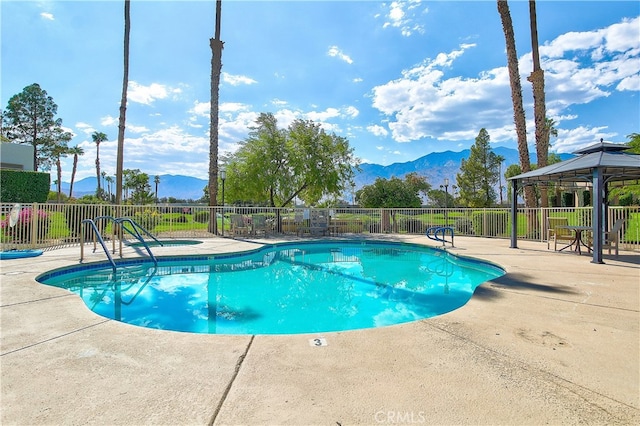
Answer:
[603, 218, 625, 256]
[230, 214, 250, 237]
[547, 217, 573, 251]
[309, 210, 329, 237]
[251, 214, 269, 237]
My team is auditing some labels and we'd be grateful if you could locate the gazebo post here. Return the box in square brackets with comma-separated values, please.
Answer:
[591, 167, 604, 264]
[510, 179, 518, 248]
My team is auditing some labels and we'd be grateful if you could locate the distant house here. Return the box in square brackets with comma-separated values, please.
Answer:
[0, 143, 34, 171]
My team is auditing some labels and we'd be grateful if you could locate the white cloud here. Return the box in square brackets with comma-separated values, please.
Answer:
[127, 124, 149, 134]
[306, 108, 341, 122]
[380, 0, 428, 37]
[220, 102, 250, 113]
[40, 12, 54, 21]
[617, 74, 640, 91]
[344, 106, 359, 118]
[371, 16, 639, 146]
[128, 81, 174, 105]
[353, 77, 363, 83]
[75, 122, 96, 135]
[551, 126, 616, 154]
[222, 72, 257, 86]
[327, 46, 353, 64]
[189, 101, 210, 118]
[368, 125, 389, 137]
[100, 116, 118, 127]
[271, 98, 288, 107]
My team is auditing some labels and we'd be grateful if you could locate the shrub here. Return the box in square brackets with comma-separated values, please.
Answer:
[194, 211, 210, 223]
[0, 170, 50, 203]
[471, 211, 508, 236]
[399, 218, 425, 234]
[175, 214, 188, 223]
[64, 202, 113, 240]
[133, 210, 161, 230]
[454, 218, 474, 235]
[1, 207, 50, 243]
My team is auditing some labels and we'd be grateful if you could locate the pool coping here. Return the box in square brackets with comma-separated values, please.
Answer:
[1, 235, 639, 425]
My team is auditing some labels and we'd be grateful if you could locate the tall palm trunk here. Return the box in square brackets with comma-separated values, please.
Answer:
[497, 0, 536, 209]
[56, 157, 62, 203]
[95, 141, 101, 196]
[208, 0, 223, 234]
[527, 0, 549, 207]
[69, 153, 78, 197]
[116, 0, 130, 206]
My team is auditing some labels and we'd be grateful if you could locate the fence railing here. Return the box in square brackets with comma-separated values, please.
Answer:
[1, 203, 639, 253]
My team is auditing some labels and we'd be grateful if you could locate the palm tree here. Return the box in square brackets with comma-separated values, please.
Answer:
[154, 175, 160, 203]
[105, 175, 114, 201]
[527, 0, 550, 207]
[116, 0, 131, 205]
[92, 131, 108, 197]
[68, 145, 84, 198]
[208, 0, 223, 234]
[497, 0, 536, 209]
[51, 144, 69, 203]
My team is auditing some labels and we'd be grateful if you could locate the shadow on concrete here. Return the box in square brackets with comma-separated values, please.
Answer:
[472, 272, 581, 301]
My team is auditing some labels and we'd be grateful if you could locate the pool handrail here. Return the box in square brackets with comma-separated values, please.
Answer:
[80, 219, 117, 273]
[426, 226, 455, 247]
[115, 217, 159, 266]
[119, 217, 163, 246]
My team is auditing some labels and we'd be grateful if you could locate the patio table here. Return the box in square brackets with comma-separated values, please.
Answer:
[557, 225, 592, 255]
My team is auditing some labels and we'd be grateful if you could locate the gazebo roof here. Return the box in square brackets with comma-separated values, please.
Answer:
[508, 141, 640, 185]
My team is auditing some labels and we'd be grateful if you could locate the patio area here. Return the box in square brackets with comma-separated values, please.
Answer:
[1, 235, 638, 425]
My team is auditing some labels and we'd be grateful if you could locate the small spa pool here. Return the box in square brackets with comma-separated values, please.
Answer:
[126, 239, 203, 248]
[37, 240, 504, 335]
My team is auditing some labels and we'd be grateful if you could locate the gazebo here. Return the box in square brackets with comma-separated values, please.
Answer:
[508, 140, 640, 263]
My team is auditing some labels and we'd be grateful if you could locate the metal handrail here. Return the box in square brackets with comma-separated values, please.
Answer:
[115, 217, 158, 265]
[119, 217, 163, 246]
[80, 219, 117, 273]
[426, 226, 455, 247]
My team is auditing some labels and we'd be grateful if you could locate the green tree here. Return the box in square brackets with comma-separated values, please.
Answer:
[67, 145, 84, 198]
[357, 173, 430, 208]
[225, 113, 358, 207]
[123, 169, 153, 204]
[92, 131, 108, 198]
[457, 128, 502, 207]
[626, 133, 640, 153]
[51, 140, 71, 203]
[105, 175, 114, 202]
[3, 83, 70, 171]
[154, 175, 160, 203]
[608, 133, 640, 205]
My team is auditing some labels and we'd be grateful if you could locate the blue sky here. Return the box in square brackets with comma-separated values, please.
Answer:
[2, 0, 639, 182]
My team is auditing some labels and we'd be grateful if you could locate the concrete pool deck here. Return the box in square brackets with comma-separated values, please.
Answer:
[1, 235, 638, 425]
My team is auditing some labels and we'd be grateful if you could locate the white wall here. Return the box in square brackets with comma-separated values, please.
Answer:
[0, 143, 34, 171]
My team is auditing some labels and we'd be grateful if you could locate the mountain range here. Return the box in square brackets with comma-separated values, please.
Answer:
[53, 147, 573, 200]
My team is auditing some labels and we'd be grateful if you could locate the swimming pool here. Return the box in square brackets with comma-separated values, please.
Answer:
[37, 240, 504, 335]
[126, 239, 203, 248]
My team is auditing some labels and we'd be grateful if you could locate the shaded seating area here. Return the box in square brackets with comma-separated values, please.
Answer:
[546, 217, 574, 251]
[509, 140, 640, 264]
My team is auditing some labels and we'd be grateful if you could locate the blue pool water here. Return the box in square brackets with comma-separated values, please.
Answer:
[37, 240, 504, 335]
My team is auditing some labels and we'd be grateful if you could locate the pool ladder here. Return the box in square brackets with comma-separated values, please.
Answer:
[80, 217, 159, 272]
